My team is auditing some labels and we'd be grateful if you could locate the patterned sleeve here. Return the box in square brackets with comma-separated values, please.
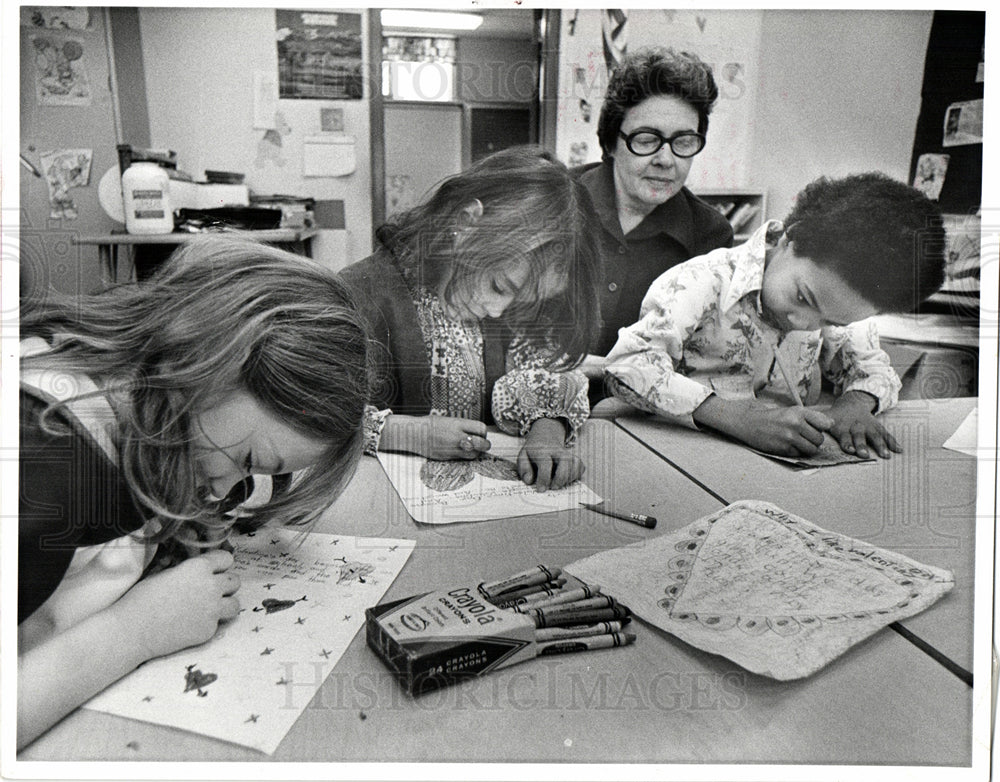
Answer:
[362, 404, 392, 455]
[603, 261, 721, 428]
[491, 367, 590, 443]
[819, 319, 901, 413]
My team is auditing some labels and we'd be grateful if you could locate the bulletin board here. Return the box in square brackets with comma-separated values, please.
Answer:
[907, 11, 984, 213]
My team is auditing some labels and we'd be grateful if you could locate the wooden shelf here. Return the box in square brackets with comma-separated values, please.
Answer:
[691, 189, 766, 241]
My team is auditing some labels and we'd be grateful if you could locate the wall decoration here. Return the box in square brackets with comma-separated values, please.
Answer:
[84, 529, 415, 754]
[21, 6, 89, 29]
[276, 9, 363, 100]
[255, 111, 291, 168]
[600, 9, 628, 74]
[39, 148, 92, 219]
[912, 153, 950, 200]
[942, 99, 983, 147]
[31, 33, 91, 105]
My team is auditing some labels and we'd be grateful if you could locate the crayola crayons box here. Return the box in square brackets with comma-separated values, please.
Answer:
[365, 584, 537, 695]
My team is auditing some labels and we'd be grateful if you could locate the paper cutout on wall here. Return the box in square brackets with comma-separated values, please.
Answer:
[376, 432, 601, 525]
[566, 500, 953, 680]
[84, 529, 415, 754]
[39, 148, 92, 219]
[913, 153, 950, 200]
[601, 10, 628, 74]
[255, 111, 291, 168]
[31, 33, 91, 105]
[942, 100, 983, 147]
[21, 7, 90, 29]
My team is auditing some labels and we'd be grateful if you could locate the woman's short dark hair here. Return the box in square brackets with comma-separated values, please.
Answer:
[598, 47, 719, 160]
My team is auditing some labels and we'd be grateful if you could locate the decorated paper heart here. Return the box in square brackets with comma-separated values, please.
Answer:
[566, 501, 953, 679]
[667, 508, 914, 619]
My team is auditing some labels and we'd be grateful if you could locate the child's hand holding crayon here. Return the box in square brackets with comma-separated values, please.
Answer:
[694, 396, 836, 457]
[826, 390, 901, 459]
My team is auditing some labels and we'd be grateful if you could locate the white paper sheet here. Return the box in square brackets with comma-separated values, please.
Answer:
[942, 407, 978, 457]
[567, 501, 953, 680]
[84, 530, 414, 754]
[376, 432, 601, 524]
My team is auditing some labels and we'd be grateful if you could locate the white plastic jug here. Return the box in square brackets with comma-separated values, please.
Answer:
[121, 162, 173, 234]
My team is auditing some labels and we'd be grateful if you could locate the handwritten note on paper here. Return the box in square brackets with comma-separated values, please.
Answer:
[566, 501, 953, 680]
[84, 530, 414, 754]
[376, 432, 601, 524]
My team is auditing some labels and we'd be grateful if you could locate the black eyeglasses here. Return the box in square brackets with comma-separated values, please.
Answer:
[618, 129, 706, 158]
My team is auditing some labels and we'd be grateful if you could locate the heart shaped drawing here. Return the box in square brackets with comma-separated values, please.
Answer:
[183, 665, 217, 693]
[566, 501, 954, 679]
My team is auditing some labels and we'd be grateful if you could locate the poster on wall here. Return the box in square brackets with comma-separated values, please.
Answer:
[941, 99, 983, 147]
[30, 33, 91, 105]
[21, 6, 90, 29]
[39, 148, 92, 219]
[275, 9, 363, 100]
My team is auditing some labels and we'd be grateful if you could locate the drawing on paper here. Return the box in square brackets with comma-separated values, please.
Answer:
[252, 595, 307, 614]
[377, 431, 601, 525]
[183, 664, 217, 697]
[419, 453, 520, 492]
[566, 500, 953, 680]
[83, 530, 415, 754]
[337, 561, 375, 584]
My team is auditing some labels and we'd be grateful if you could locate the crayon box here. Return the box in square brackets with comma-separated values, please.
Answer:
[365, 583, 537, 695]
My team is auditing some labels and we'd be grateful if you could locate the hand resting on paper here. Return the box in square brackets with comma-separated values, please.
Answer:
[826, 390, 901, 459]
[693, 395, 836, 458]
[517, 417, 584, 492]
[379, 414, 492, 461]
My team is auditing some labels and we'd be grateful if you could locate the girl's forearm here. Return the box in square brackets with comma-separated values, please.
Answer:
[17, 601, 147, 749]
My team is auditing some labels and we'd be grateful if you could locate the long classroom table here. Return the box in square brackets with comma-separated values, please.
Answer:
[615, 397, 982, 677]
[18, 420, 975, 767]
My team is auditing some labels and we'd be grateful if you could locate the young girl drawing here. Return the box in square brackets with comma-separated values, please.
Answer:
[18, 236, 371, 747]
[341, 145, 603, 491]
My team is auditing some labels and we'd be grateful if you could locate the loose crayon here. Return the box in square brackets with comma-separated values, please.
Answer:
[525, 595, 618, 617]
[531, 605, 631, 629]
[534, 620, 624, 642]
[517, 584, 601, 611]
[480, 565, 562, 598]
[536, 631, 636, 656]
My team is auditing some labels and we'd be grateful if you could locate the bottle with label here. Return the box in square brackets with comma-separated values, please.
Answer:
[121, 162, 173, 234]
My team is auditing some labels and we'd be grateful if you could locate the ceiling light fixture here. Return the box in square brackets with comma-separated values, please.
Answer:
[380, 9, 484, 31]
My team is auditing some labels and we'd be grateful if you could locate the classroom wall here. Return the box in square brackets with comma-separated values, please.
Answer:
[750, 10, 933, 219]
[552, 9, 933, 220]
[137, 7, 374, 268]
[554, 9, 762, 190]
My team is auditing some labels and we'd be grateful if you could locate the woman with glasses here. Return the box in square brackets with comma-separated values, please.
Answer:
[574, 48, 734, 362]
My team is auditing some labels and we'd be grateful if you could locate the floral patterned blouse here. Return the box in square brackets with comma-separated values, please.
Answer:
[604, 221, 901, 428]
[363, 280, 589, 454]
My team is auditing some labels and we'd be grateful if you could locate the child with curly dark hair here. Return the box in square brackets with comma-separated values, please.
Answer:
[603, 172, 946, 459]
